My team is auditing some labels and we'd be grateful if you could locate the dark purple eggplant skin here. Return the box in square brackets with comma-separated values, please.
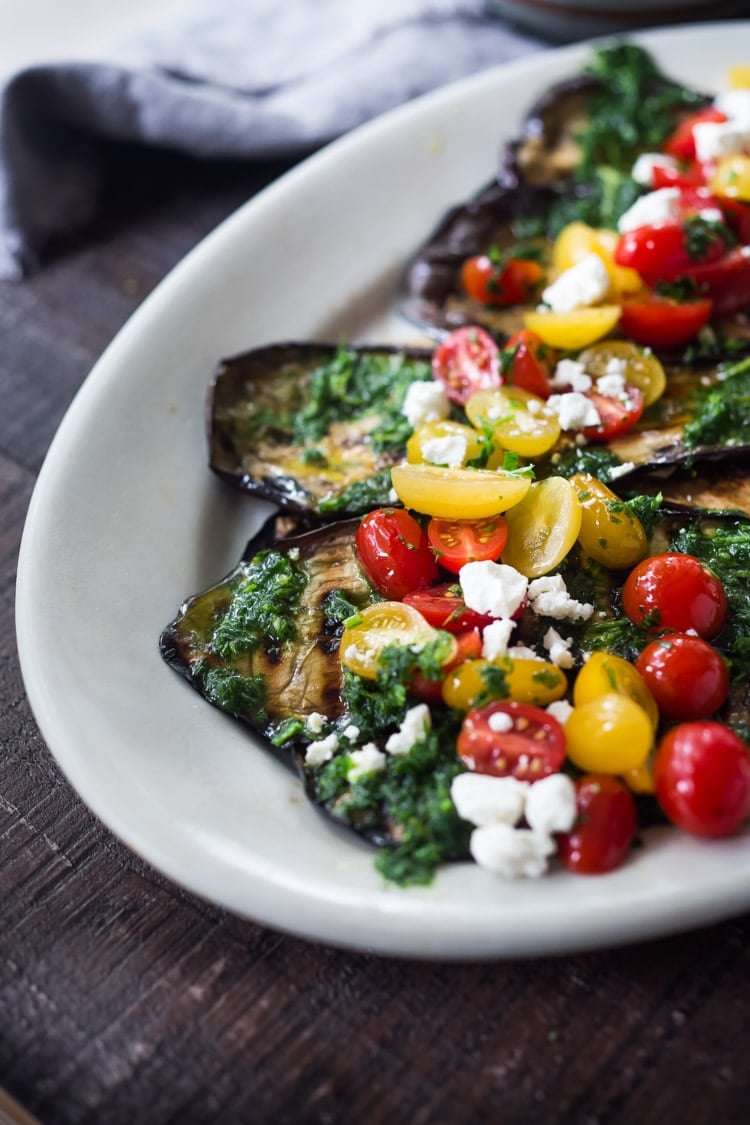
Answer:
[208, 341, 432, 517]
[159, 516, 371, 756]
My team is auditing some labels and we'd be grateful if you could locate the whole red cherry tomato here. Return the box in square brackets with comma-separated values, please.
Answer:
[457, 700, 566, 782]
[622, 553, 728, 638]
[461, 255, 543, 307]
[355, 508, 439, 600]
[615, 218, 728, 287]
[636, 633, 729, 720]
[654, 722, 750, 838]
[432, 326, 501, 406]
[427, 516, 508, 574]
[557, 775, 637, 875]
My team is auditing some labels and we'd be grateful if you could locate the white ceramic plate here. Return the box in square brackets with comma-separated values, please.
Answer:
[17, 23, 750, 960]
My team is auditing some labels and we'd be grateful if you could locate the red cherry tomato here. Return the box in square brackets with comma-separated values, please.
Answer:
[432, 326, 502, 406]
[403, 583, 496, 634]
[557, 775, 637, 875]
[355, 508, 439, 600]
[619, 295, 713, 349]
[654, 722, 750, 838]
[461, 255, 543, 307]
[410, 628, 483, 704]
[457, 701, 566, 782]
[662, 107, 727, 161]
[582, 384, 644, 443]
[615, 218, 728, 286]
[622, 553, 728, 639]
[503, 329, 555, 398]
[636, 633, 729, 720]
[427, 516, 508, 574]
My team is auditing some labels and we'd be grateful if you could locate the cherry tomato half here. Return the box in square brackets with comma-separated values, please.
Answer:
[427, 516, 508, 574]
[635, 633, 729, 720]
[557, 775, 638, 875]
[582, 384, 644, 443]
[355, 508, 439, 600]
[461, 255, 544, 307]
[619, 295, 713, 349]
[403, 583, 496, 634]
[432, 326, 502, 406]
[503, 329, 555, 398]
[622, 553, 728, 639]
[662, 107, 727, 161]
[456, 700, 566, 782]
[654, 722, 750, 838]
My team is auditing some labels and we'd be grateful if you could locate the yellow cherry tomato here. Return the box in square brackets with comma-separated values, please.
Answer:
[552, 222, 642, 297]
[340, 601, 455, 680]
[390, 463, 531, 519]
[524, 305, 621, 350]
[406, 420, 484, 466]
[577, 340, 666, 407]
[442, 656, 567, 711]
[569, 472, 648, 570]
[564, 693, 653, 774]
[501, 476, 582, 578]
[710, 153, 750, 202]
[573, 650, 658, 731]
[465, 387, 560, 458]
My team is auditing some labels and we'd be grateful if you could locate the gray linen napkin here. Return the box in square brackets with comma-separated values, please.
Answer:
[0, 0, 543, 279]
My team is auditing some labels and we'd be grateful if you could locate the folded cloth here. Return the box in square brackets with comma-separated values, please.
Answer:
[0, 0, 543, 279]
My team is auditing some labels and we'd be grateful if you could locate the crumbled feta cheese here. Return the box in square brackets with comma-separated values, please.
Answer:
[469, 823, 555, 879]
[287, 547, 300, 561]
[692, 121, 750, 164]
[507, 644, 543, 662]
[481, 618, 515, 661]
[617, 187, 681, 233]
[459, 560, 528, 619]
[306, 711, 326, 735]
[605, 356, 628, 379]
[401, 380, 450, 428]
[388, 487, 399, 503]
[608, 460, 636, 480]
[488, 710, 514, 733]
[526, 398, 543, 415]
[305, 732, 339, 767]
[543, 626, 574, 669]
[595, 371, 628, 400]
[385, 703, 431, 756]
[420, 434, 467, 467]
[546, 699, 574, 726]
[347, 743, 386, 781]
[546, 392, 601, 431]
[528, 574, 594, 622]
[551, 358, 592, 393]
[524, 773, 577, 834]
[714, 89, 750, 127]
[342, 724, 360, 742]
[631, 152, 679, 187]
[698, 207, 724, 224]
[451, 773, 528, 828]
[541, 253, 610, 313]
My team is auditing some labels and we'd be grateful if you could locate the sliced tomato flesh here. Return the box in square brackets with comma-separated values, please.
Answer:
[403, 584, 497, 634]
[582, 385, 644, 442]
[457, 701, 566, 782]
[427, 516, 508, 574]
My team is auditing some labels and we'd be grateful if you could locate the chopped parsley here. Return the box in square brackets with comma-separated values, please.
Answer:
[211, 549, 307, 660]
[682, 359, 750, 449]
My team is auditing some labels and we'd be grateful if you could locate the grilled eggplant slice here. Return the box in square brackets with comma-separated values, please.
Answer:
[160, 517, 372, 749]
[209, 342, 432, 518]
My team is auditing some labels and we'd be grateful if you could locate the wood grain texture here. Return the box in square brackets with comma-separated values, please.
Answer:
[2, 146, 750, 1125]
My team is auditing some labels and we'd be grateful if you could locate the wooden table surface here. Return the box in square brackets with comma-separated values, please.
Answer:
[2, 146, 750, 1125]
